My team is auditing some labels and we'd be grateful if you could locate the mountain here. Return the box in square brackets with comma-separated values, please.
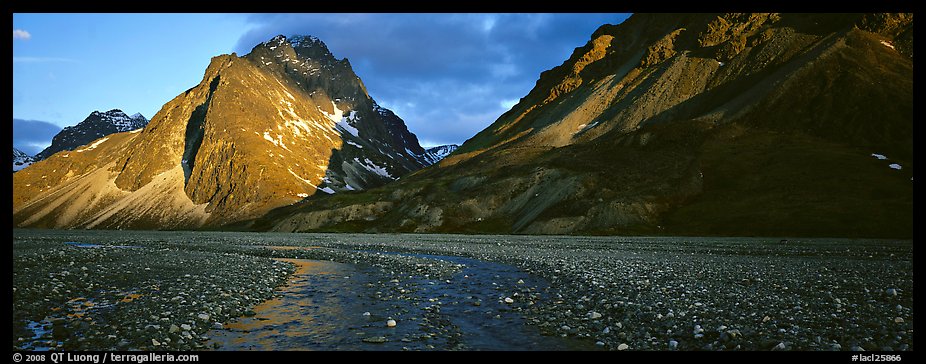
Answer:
[34, 110, 148, 161]
[252, 13, 913, 238]
[13, 148, 35, 172]
[420, 144, 459, 165]
[13, 35, 430, 229]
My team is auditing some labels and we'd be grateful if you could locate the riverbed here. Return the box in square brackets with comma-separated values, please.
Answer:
[13, 230, 914, 351]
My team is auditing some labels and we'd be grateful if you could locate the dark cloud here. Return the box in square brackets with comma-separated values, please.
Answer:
[234, 13, 630, 146]
[13, 118, 62, 156]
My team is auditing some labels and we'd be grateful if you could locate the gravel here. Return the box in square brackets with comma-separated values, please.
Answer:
[13, 230, 914, 351]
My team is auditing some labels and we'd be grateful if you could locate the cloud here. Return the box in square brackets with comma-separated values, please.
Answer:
[13, 118, 62, 155]
[234, 13, 629, 146]
[13, 29, 31, 40]
[13, 57, 79, 63]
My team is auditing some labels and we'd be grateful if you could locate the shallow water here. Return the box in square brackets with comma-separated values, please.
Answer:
[206, 253, 592, 351]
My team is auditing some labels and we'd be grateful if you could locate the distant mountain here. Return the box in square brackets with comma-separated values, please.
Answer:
[255, 13, 912, 238]
[12, 148, 35, 172]
[14, 35, 431, 229]
[420, 144, 459, 165]
[34, 110, 148, 161]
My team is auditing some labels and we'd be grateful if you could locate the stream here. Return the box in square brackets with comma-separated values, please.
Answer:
[206, 252, 595, 351]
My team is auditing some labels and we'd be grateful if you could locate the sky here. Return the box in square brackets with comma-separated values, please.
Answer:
[12, 13, 630, 153]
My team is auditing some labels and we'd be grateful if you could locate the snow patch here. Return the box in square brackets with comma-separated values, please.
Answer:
[262, 131, 290, 151]
[76, 137, 110, 152]
[354, 157, 393, 179]
[871, 153, 888, 160]
[889, 163, 902, 170]
[318, 186, 336, 194]
[880, 40, 895, 50]
[346, 140, 363, 149]
[12, 161, 33, 172]
[297, 193, 309, 198]
[288, 168, 319, 187]
[324, 103, 360, 138]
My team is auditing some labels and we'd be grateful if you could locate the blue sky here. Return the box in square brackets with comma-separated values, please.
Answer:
[13, 13, 629, 153]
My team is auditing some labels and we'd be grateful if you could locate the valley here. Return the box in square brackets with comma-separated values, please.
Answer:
[13, 230, 913, 351]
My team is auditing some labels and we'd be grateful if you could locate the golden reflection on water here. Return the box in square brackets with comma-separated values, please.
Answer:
[208, 258, 348, 350]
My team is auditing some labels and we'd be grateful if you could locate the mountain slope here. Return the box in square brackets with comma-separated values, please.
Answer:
[254, 13, 912, 238]
[13, 148, 35, 172]
[13, 35, 430, 229]
[420, 144, 459, 165]
[34, 110, 148, 161]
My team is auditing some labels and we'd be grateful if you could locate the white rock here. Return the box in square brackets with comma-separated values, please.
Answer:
[588, 311, 602, 320]
[504, 297, 514, 304]
[362, 312, 371, 317]
[669, 340, 679, 349]
[886, 288, 898, 296]
[602, 327, 610, 334]
[617, 343, 629, 351]
[387, 319, 397, 327]
[151, 339, 160, 346]
[180, 324, 192, 331]
[197, 313, 210, 321]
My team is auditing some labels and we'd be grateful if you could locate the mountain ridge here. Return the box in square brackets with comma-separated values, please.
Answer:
[13, 34, 434, 229]
[34, 109, 148, 161]
[248, 13, 912, 238]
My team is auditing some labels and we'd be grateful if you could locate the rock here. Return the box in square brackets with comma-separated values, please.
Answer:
[894, 317, 904, 323]
[596, 341, 605, 347]
[362, 312, 371, 317]
[504, 297, 514, 304]
[617, 343, 629, 351]
[831, 343, 842, 351]
[588, 311, 602, 320]
[212, 322, 223, 330]
[197, 313, 210, 321]
[362, 336, 387, 344]
[774, 342, 787, 350]
[602, 327, 610, 334]
[669, 340, 679, 349]
[387, 319, 397, 327]
[151, 339, 160, 346]
[517, 279, 525, 284]
[169, 324, 180, 333]
[180, 324, 191, 331]
[886, 288, 898, 296]
[693, 325, 704, 334]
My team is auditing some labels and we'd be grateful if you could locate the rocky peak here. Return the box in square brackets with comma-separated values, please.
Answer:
[34, 109, 148, 161]
[13, 147, 35, 172]
[420, 144, 459, 165]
